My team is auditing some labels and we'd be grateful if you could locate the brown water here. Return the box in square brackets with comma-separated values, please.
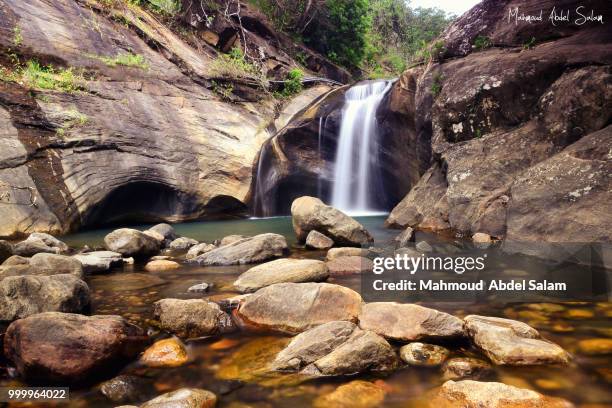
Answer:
[3, 217, 611, 407]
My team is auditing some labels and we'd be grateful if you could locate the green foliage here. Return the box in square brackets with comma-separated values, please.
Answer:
[431, 71, 444, 97]
[146, 0, 180, 16]
[473, 35, 491, 51]
[17, 61, 85, 92]
[522, 36, 536, 50]
[280, 68, 304, 97]
[13, 27, 23, 46]
[210, 47, 268, 91]
[94, 52, 149, 69]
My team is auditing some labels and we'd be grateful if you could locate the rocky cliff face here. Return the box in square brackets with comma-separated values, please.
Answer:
[386, 0, 612, 244]
[0, 0, 332, 238]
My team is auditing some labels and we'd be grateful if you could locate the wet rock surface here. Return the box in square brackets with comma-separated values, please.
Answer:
[291, 197, 374, 246]
[313, 380, 387, 408]
[359, 302, 465, 341]
[140, 388, 217, 408]
[140, 337, 189, 368]
[100, 375, 154, 404]
[153, 298, 235, 338]
[144, 259, 181, 272]
[4, 312, 147, 383]
[236, 282, 362, 334]
[400, 342, 450, 367]
[193, 234, 288, 266]
[0, 274, 90, 321]
[442, 357, 493, 381]
[234, 258, 329, 293]
[464, 315, 570, 365]
[73, 251, 123, 273]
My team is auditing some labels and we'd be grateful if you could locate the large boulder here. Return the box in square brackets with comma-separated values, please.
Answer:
[104, 228, 161, 257]
[430, 380, 574, 408]
[291, 197, 373, 246]
[233, 258, 329, 293]
[4, 312, 147, 383]
[72, 251, 123, 273]
[236, 282, 362, 334]
[0, 253, 83, 279]
[13, 233, 68, 257]
[0, 274, 90, 321]
[146, 223, 177, 244]
[193, 233, 288, 266]
[153, 298, 235, 338]
[0, 240, 13, 263]
[359, 302, 465, 342]
[464, 315, 570, 365]
[140, 388, 217, 408]
[272, 321, 397, 376]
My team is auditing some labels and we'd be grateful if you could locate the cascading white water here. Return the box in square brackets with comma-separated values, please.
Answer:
[330, 80, 393, 215]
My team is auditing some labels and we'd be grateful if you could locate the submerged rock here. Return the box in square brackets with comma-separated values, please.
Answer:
[326, 256, 373, 275]
[4, 312, 147, 383]
[193, 234, 288, 266]
[464, 315, 570, 365]
[359, 302, 465, 341]
[431, 380, 574, 408]
[472, 232, 492, 248]
[415, 241, 433, 252]
[291, 197, 373, 246]
[236, 282, 362, 334]
[187, 282, 212, 293]
[234, 258, 329, 293]
[140, 388, 217, 408]
[153, 298, 235, 338]
[313, 380, 386, 408]
[73, 251, 123, 273]
[169, 237, 199, 251]
[400, 342, 450, 367]
[140, 338, 189, 368]
[273, 321, 397, 376]
[305, 230, 334, 249]
[394, 227, 415, 248]
[442, 357, 493, 381]
[0, 240, 13, 263]
[576, 338, 612, 356]
[104, 228, 161, 258]
[326, 247, 368, 260]
[144, 259, 180, 272]
[0, 274, 90, 321]
[186, 243, 216, 259]
[0, 253, 84, 279]
[100, 375, 154, 404]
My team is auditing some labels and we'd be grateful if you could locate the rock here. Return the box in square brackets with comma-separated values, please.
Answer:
[399, 342, 450, 367]
[234, 258, 329, 293]
[186, 243, 217, 259]
[442, 358, 493, 381]
[0, 253, 83, 279]
[0, 274, 90, 321]
[359, 302, 465, 341]
[187, 282, 212, 293]
[4, 312, 147, 383]
[431, 380, 575, 408]
[193, 233, 288, 266]
[236, 282, 362, 334]
[13, 237, 61, 257]
[100, 375, 154, 404]
[153, 298, 235, 338]
[394, 227, 415, 248]
[140, 338, 189, 368]
[415, 241, 433, 252]
[0, 240, 13, 263]
[144, 259, 181, 272]
[305, 230, 334, 249]
[472, 232, 492, 248]
[326, 256, 373, 275]
[291, 197, 373, 246]
[140, 388, 217, 408]
[313, 380, 386, 408]
[326, 247, 368, 260]
[464, 315, 570, 365]
[219, 235, 249, 246]
[576, 339, 612, 356]
[104, 228, 161, 258]
[169, 237, 199, 251]
[73, 251, 123, 273]
[273, 321, 397, 376]
[147, 223, 177, 243]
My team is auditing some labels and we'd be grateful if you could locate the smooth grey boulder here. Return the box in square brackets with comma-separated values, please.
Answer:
[186, 243, 216, 260]
[305, 230, 334, 249]
[153, 298, 235, 338]
[193, 233, 288, 266]
[13, 233, 68, 257]
[359, 302, 465, 341]
[236, 282, 362, 334]
[146, 223, 177, 244]
[234, 258, 329, 293]
[104, 228, 161, 258]
[0, 253, 86, 279]
[0, 274, 90, 321]
[168, 237, 198, 251]
[291, 197, 373, 246]
[73, 251, 123, 273]
[464, 315, 570, 365]
[273, 321, 398, 376]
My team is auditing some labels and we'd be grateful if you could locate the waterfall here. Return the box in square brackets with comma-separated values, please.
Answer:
[330, 80, 393, 215]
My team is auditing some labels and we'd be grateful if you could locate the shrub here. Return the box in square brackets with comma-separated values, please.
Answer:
[210, 47, 268, 89]
[522, 37, 536, 50]
[473, 35, 491, 51]
[280, 68, 304, 97]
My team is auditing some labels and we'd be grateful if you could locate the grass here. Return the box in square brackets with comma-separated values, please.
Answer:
[210, 48, 268, 88]
[473, 35, 491, 51]
[56, 109, 89, 137]
[522, 37, 536, 50]
[13, 27, 22, 46]
[0, 61, 86, 92]
[431, 71, 444, 97]
[90, 52, 149, 69]
[279, 68, 303, 98]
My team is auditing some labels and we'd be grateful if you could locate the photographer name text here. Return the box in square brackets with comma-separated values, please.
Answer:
[373, 279, 567, 292]
[508, 6, 604, 26]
